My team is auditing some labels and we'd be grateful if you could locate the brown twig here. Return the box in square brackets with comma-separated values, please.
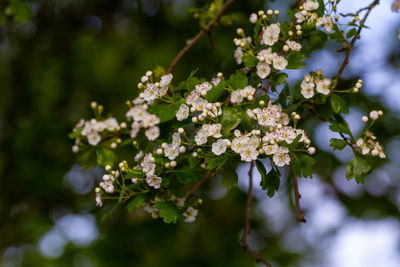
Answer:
[166, 0, 235, 73]
[290, 162, 306, 223]
[241, 161, 272, 267]
[185, 170, 212, 200]
[333, 0, 380, 87]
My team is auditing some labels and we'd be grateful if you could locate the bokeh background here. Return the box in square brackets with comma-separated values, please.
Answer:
[1, 0, 400, 266]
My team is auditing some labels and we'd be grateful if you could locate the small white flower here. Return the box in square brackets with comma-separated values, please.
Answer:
[146, 175, 162, 189]
[301, 79, 315, 99]
[256, 62, 271, 79]
[143, 83, 159, 101]
[176, 104, 189, 121]
[160, 73, 173, 88]
[212, 139, 228, 155]
[231, 90, 244, 104]
[95, 192, 103, 207]
[231, 136, 250, 153]
[100, 181, 114, 193]
[286, 40, 302, 51]
[263, 143, 278, 155]
[183, 207, 198, 223]
[324, 16, 333, 32]
[369, 110, 379, 120]
[240, 145, 259, 162]
[249, 13, 258, 24]
[303, 0, 319, 11]
[272, 56, 288, 71]
[315, 78, 331, 95]
[145, 126, 160, 141]
[130, 122, 141, 138]
[272, 147, 291, 167]
[87, 131, 101, 146]
[261, 24, 280, 46]
[104, 118, 119, 131]
[164, 145, 179, 160]
[234, 47, 243, 64]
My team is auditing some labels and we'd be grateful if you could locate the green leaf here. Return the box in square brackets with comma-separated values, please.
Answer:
[125, 194, 145, 212]
[316, 0, 325, 17]
[229, 70, 248, 89]
[346, 28, 357, 39]
[6, 0, 33, 23]
[292, 154, 315, 178]
[242, 54, 259, 68]
[269, 72, 288, 86]
[206, 154, 229, 169]
[286, 52, 306, 69]
[331, 93, 349, 114]
[345, 156, 372, 183]
[100, 203, 120, 222]
[220, 107, 242, 135]
[256, 160, 280, 197]
[176, 166, 204, 184]
[124, 169, 146, 179]
[221, 161, 239, 189]
[76, 147, 97, 170]
[149, 100, 183, 123]
[206, 80, 225, 102]
[155, 201, 183, 223]
[329, 114, 351, 135]
[329, 138, 348, 151]
[96, 146, 117, 167]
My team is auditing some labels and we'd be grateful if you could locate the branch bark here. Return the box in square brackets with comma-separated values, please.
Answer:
[290, 162, 306, 223]
[185, 170, 212, 201]
[241, 161, 272, 267]
[333, 0, 380, 87]
[166, 0, 235, 73]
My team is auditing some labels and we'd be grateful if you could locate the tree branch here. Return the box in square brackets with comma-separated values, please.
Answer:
[166, 0, 235, 73]
[333, 0, 380, 87]
[290, 162, 306, 223]
[185, 170, 212, 201]
[241, 161, 272, 267]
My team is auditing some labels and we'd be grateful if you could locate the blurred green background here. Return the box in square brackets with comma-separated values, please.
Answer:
[1, 0, 400, 266]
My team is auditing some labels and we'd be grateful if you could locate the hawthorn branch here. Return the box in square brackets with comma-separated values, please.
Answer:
[185, 170, 212, 200]
[166, 0, 235, 73]
[333, 0, 380, 87]
[241, 161, 272, 267]
[290, 162, 306, 223]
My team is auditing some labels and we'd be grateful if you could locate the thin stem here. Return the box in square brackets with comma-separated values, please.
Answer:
[290, 162, 306, 223]
[333, 0, 380, 89]
[241, 161, 272, 267]
[166, 0, 235, 73]
[185, 170, 212, 201]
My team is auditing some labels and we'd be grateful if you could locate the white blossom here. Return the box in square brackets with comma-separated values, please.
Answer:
[234, 47, 243, 64]
[303, 0, 319, 11]
[176, 104, 189, 121]
[212, 139, 228, 155]
[272, 147, 291, 167]
[145, 126, 160, 141]
[183, 207, 198, 223]
[146, 175, 162, 189]
[249, 13, 258, 24]
[261, 24, 280, 46]
[315, 78, 331, 95]
[256, 62, 271, 79]
[272, 56, 288, 71]
[87, 131, 101, 146]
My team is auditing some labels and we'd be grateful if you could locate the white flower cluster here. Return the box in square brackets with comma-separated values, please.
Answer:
[99, 172, 118, 194]
[126, 103, 160, 141]
[231, 85, 256, 103]
[356, 131, 386, 158]
[195, 124, 222, 145]
[295, 0, 333, 32]
[182, 81, 222, 122]
[140, 153, 162, 189]
[138, 71, 173, 102]
[300, 74, 332, 98]
[78, 117, 119, 146]
[256, 48, 288, 79]
[159, 132, 186, 164]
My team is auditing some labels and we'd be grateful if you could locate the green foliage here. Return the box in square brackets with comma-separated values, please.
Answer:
[329, 114, 352, 136]
[155, 201, 183, 223]
[346, 156, 372, 183]
[286, 52, 306, 69]
[149, 101, 183, 123]
[206, 80, 226, 102]
[329, 138, 348, 151]
[125, 194, 145, 211]
[221, 161, 239, 189]
[5, 0, 33, 23]
[229, 70, 248, 89]
[269, 72, 288, 86]
[96, 146, 117, 167]
[206, 154, 229, 169]
[256, 160, 280, 197]
[176, 166, 204, 184]
[331, 93, 349, 114]
[292, 154, 316, 178]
